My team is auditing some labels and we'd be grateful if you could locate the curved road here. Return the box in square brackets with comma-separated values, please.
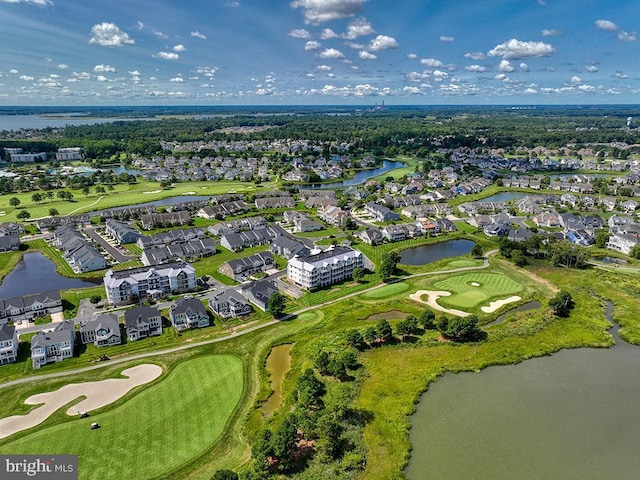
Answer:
[0, 251, 497, 390]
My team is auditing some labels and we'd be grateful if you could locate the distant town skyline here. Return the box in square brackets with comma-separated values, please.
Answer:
[0, 0, 637, 105]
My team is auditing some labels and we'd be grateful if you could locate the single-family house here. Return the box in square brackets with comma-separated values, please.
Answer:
[170, 298, 209, 330]
[31, 320, 75, 369]
[124, 306, 162, 341]
[80, 313, 121, 347]
[209, 288, 253, 318]
[0, 323, 18, 364]
[240, 279, 280, 312]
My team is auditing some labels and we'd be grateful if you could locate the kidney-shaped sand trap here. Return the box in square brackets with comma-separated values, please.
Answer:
[0, 364, 162, 439]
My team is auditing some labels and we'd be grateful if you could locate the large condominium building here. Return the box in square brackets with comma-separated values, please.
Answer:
[103, 261, 197, 305]
[287, 246, 364, 290]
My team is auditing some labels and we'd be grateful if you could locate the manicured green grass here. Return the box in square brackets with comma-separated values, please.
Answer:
[0, 249, 24, 283]
[445, 259, 483, 268]
[433, 272, 523, 309]
[360, 282, 410, 299]
[0, 180, 274, 222]
[1, 355, 244, 480]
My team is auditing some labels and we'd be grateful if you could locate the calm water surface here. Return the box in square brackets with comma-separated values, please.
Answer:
[0, 252, 98, 298]
[406, 305, 640, 480]
[302, 160, 405, 189]
[399, 239, 475, 266]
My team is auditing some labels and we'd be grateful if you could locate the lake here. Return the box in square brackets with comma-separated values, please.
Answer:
[0, 114, 158, 131]
[0, 252, 99, 298]
[405, 304, 640, 480]
[399, 239, 475, 266]
[302, 160, 405, 189]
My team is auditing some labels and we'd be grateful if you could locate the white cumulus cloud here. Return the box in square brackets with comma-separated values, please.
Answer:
[154, 52, 180, 61]
[1, 0, 52, 5]
[57, 64, 69, 69]
[316, 64, 332, 71]
[367, 35, 398, 51]
[89, 23, 134, 47]
[439, 36, 455, 42]
[19, 75, 34, 81]
[498, 59, 515, 72]
[289, 29, 310, 38]
[524, 87, 538, 94]
[618, 31, 637, 42]
[420, 58, 444, 68]
[319, 48, 345, 59]
[305, 41, 322, 51]
[173, 44, 187, 52]
[190, 31, 207, 39]
[488, 39, 555, 60]
[359, 51, 377, 60]
[291, 0, 367, 24]
[541, 29, 562, 36]
[344, 18, 374, 39]
[464, 52, 486, 60]
[570, 75, 582, 83]
[320, 28, 339, 39]
[407, 53, 417, 60]
[465, 65, 487, 72]
[595, 20, 618, 31]
[94, 64, 116, 73]
[169, 77, 184, 83]
[585, 65, 599, 73]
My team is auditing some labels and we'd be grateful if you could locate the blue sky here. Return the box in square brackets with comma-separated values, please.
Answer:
[0, 0, 637, 105]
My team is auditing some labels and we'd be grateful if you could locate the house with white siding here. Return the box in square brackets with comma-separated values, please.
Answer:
[287, 246, 364, 290]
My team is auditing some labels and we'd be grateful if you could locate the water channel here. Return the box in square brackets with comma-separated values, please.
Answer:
[405, 302, 640, 480]
[399, 239, 475, 266]
[301, 160, 405, 189]
[0, 252, 99, 298]
[260, 344, 293, 417]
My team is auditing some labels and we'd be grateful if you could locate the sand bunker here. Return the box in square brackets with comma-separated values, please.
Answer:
[470, 282, 480, 287]
[409, 290, 470, 317]
[143, 190, 162, 194]
[0, 364, 162, 439]
[183, 191, 196, 194]
[481, 296, 522, 313]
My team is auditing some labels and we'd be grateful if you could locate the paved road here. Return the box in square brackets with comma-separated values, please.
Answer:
[0, 251, 497, 390]
[85, 227, 138, 263]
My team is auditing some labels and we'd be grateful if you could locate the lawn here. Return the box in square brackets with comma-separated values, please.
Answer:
[360, 282, 410, 299]
[1, 355, 244, 480]
[432, 272, 523, 309]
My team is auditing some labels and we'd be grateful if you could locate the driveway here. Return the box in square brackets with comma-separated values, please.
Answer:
[84, 227, 138, 263]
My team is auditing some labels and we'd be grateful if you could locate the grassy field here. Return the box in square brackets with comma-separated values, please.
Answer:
[360, 282, 410, 299]
[0, 180, 273, 222]
[0, 249, 25, 283]
[1, 355, 244, 480]
[432, 272, 524, 309]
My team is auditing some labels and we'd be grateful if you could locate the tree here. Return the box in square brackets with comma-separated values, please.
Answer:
[82, 186, 90, 196]
[295, 368, 325, 409]
[376, 319, 393, 344]
[444, 315, 483, 342]
[419, 309, 436, 330]
[549, 291, 574, 317]
[471, 243, 484, 259]
[48, 208, 59, 216]
[267, 292, 286, 318]
[436, 316, 449, 334]
[314, 350, 330, 374]
[363, 326, 377, 345]
[31, 193, 43, 204]
[380, 251, 400, 282]
[9, 197, 20, 208]
[16, 210, 30, 220]
[211, 471, 238, 480]
[346, 329, 365, 350]
[511, 249, 527, 267]
[352, 266, 364, 282]
[630, 244, 640, 259]
[95, 185, 106, 194]
[89, 294, 102, 305]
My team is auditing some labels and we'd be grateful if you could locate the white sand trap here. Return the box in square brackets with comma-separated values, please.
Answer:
[470, 282, 480, 287]
[143, 190, 162, 194]
[183, 191, 196, 194]
[481, 296, 521, 313]
[409, 290, 470, 317]
[0, 364, 162, 439]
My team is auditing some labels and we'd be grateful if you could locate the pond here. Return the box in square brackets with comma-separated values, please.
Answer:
[399, 239, 475, 266]
[0, 252, 100, 298]
[260, 344, 293, 417]
[485, 300, 542, 327]
[405, 303, 640, 480]
[301, 160, 405, 189]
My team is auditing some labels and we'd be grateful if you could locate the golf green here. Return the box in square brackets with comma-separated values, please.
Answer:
[1, 355, 244, 480]
[433, 273, 523, 309]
